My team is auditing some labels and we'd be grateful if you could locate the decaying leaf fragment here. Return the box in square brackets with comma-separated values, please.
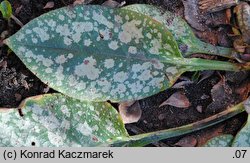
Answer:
[118, 101, 142, 124]
[43, 2, 55, 9]
[159, 91, 191, 108]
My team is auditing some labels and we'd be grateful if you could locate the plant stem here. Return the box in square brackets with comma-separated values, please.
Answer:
[181, 58, 250, 72]
[11, 14, 23, 27]
[111, 101, 245, 147]
[186, 39, 233, 59]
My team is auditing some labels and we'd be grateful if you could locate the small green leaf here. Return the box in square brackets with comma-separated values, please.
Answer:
[0, 0, 12, 20]
[5, 5, 247, 102]
[203, 135, 234, 147]
[123, 4, 233, 58]
[0, 94, 128, 147]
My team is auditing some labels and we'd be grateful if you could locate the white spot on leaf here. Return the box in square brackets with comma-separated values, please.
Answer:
[104, 59, 114, 69]
[74, 57, 101, 80]
[108, 41, 119, 50]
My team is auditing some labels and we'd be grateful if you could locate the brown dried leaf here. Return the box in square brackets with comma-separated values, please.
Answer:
[207, 76, 233, 113]
[159, 91, 191, 108]
[172, 80, 193, 89]
[196, 124, 224, 146]
[211, 76, 230, 101]
[182, 0, 208, 31]
[198, 71, 214, 84]
[102, 0, 126, 8]
[240, 54, 250, 62]
[233, 38, 246, 53]
[43, 2, 54, 9]
[102, 0, 120, 8]
[235, 80, 250, 100]
[175, 136, 197, 147]
[73, 0, 93, 5]
[15, 5, 23, 15]
[118, 101, 142, 124]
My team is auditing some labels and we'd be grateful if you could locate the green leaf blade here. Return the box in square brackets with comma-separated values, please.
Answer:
[0, 94, 128, 147]
[6, 5, 185, 102]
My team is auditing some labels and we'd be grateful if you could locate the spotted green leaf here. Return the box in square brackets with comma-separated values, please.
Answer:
[0, 93, 128, 147]
[203, 135, 234, 147]
[0, 0, 12, 20]
[123, 4, 233, 58]
[232, 109, 250, 147]
[232, 116, 250, 147]
[5, 5, 246, 102]
[0, 92, 246, 147]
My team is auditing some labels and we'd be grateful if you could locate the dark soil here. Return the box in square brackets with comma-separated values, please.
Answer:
[0, 0, 249, 146]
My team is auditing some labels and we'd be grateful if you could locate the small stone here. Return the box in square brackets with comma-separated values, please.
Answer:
[196, 105, 203, 113]
[158, 114, 166, 120]
[15, 93, 22, 101]
[201, 94, 209, 99]
[12, 78, 18, 86]
[43, 85, 50, 93]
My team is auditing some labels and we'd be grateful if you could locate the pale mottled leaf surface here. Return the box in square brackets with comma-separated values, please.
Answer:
[203, 135, 233, 147]
[0, 94, 128, 147]
[6, 5, 186, 102]
[123, 4, 232, 57]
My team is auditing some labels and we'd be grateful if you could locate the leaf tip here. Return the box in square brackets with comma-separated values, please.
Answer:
[2, 38, 9, 45]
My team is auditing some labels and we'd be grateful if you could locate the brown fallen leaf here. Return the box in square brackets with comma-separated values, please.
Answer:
[197, 71, 214, 84]
[210, 76, 232, 102]
[235, 79, 250, 100]
[118, 101, 142, 124]
[73, 0, 85, 5]
[172, 80, 193, 89]
[73, 0, 94, 5]
[207, 75, 234, 113]
[196, 124, 225, 146]
[175, 136, 197, 147]
[225, 71, 248, 83]
[182, 0, 208, 31]
[15, 5, 23, 15]
[43, 2, 54, 9]
[102, 0, 126, 8]
[159, 91, 191, 108]
[240, 54, 250, 62]
[233, 38, 246, 53]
